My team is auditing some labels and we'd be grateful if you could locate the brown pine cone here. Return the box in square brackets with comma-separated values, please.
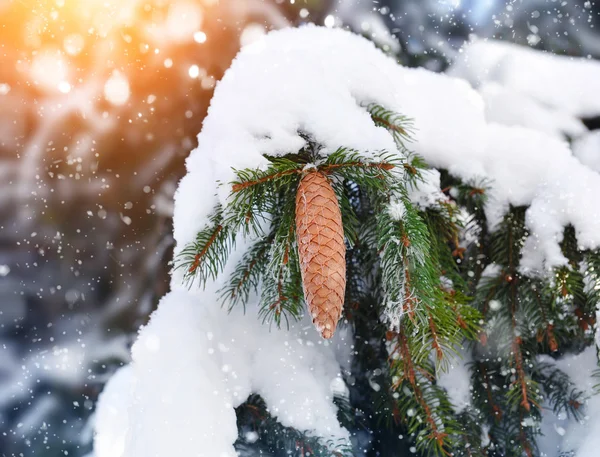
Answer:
[295, 170, 346, 339]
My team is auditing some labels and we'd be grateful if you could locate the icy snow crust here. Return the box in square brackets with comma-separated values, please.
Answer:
[95, 26, 600, 457]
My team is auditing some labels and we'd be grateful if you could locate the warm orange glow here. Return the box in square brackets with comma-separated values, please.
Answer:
[0, 0, 290, 193]
[2, 0, 216, 97]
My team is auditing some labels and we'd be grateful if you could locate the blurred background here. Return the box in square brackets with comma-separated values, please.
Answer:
[0, 0, 599, 456]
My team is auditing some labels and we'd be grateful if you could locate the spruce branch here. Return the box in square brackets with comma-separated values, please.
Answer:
[259, 193, 304, 326]
[235, 395, 354, 457]
[388, 326, 460, 457]
[323, 148, 402, 193]
[333, 181, 360, 247]
[471, 208, 544, 455]
[231, 162, 302, 193]
[365, 102, 414, 150]
[175, 207, 237, 287]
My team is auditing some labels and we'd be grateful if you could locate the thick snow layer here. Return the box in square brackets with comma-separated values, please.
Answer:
[96, 25, 600, 456]
[436, 346, 472, 414]
[94, 365, 132, 457]
[538, 347, 600, 457]
[448, 39, 600, 118]
[573, 131, 600, 173]
[408, 169, 447, 210]
[94, 286, 351, 457]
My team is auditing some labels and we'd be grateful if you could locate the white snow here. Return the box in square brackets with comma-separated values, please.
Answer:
[94, 366, 132, 457]
[479, 82, 586, 139]
[538, 347, 600, 457]
[174, 26, 600, 277]
[94, 286, 351, 457]
[448, 38, 600, 118]
[408, 169, 447, 210]
[446, 40, 600, 272]
[436, 346, 472, 413]
[95, 25, 600, 457]
[388, 199, 406, 221]
[573, 131, 600, 174]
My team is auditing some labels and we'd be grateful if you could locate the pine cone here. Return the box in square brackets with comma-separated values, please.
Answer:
[295, 171, 346, 339]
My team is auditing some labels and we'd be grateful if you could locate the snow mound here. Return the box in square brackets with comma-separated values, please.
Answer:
[448, 38, 600, 118]
[175, 25, 600, 276]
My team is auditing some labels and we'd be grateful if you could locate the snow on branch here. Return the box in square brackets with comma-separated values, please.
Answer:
[175, 25, 600, 277]
[94, 288, 352, 457]
[95, 25, 600, 457]
[448, 38, 600, 119]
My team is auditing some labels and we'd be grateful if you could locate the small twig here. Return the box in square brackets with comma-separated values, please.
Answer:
[189, 225, 223, 273]
[371, 114, 407, 136]
[231, 168, 302, 192]
[320, 161, 395, 174]
[428, 314, 444, 361]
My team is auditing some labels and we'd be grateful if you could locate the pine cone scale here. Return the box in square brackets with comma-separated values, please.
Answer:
[295, 171, 346, 339]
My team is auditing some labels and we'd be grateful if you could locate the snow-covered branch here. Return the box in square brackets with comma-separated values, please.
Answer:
[95, 25, 600, 457]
